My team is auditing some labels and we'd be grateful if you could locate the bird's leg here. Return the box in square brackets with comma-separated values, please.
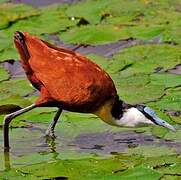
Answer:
[45, 108, 62, 138]
[3, 104, 36, 152]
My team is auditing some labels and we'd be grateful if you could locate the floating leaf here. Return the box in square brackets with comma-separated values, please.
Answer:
[0, 158, 129, 179]
[150, 73, 181, 88]
[65, 0, 111, 24]
[111, 74, 164, 104]
[118, 165, 161, 180]
[156, 162, 181, 175]
[0, 66, 9, 81]
[0, 32, 12, 52]
[0, 78, 34, 98]
[0, 94, 32, 113]
[3, 4, 78, 37]
[164, 128, 181, 141]
[0, 78, 34, 116]
[0, 45, 18, 61]
[148, 87, 181, 111]
[0, 0, 8, 3]
[128, 145, 177, 157]
[109, 44, 181, 76]
[60, 24, 130, 45]
[87, 54, 109, 70]
[0, 3, 39, 30]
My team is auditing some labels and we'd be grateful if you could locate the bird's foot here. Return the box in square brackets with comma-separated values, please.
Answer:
[44, 131, 57, 152]
[44, 130, 56, 139]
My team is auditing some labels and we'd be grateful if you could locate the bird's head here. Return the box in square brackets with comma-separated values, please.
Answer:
[95, 98, 176, 132]
[14, 31, 30, 61]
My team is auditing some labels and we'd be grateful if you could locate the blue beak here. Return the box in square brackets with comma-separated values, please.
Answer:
[144, 107, 176, 132]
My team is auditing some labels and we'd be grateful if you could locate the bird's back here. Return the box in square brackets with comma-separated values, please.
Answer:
[17, 33, 117, 112]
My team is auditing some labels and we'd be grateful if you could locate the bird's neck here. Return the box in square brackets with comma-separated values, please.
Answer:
[94, 97, 128, 126]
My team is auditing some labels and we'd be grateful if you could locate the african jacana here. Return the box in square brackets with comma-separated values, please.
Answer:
[3, 32, 175, 151]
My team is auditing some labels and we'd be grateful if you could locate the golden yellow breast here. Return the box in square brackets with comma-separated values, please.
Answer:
[94, 99, 117, 126]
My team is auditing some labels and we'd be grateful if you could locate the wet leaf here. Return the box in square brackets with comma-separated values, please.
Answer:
[157, 163, 181, 175]
[128, 145, 177, 157]
[109, 44, 181, 76]
[164, 127, 181, 141]
[0, 32, 12, 53]
[117, 165, 161, 180]
[112, 74, 164, 104]
[65, 0, 110, 24]
[0, 45, 19, 61]
[0, 66, 9, 81]
[0, 4, 78, 61]
[0, 3, 39, 30]
[3, 4, 77, 36]
[0, 158, 128, 179]
[60, 24, 129, 45]
[144, 154, 181, 169]
[151, 126, 168, 138]
[150, 73, 181, 88]
[0, 78, 34, 98]
[0, 0, 8, 3]
[87, 54, 110, 70]
[148, 87, 181, 111]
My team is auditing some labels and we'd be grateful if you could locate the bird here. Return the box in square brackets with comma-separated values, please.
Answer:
[3, 31, 175, 151]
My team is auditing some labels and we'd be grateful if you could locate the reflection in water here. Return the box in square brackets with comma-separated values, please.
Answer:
[4, 151, 11, 171]
[3, 137, 59, 171]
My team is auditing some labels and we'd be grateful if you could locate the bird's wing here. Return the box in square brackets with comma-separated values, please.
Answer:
[25, 33, 117, 109]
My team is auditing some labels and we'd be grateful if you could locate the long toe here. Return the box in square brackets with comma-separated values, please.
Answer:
[45, 130, 57, 139]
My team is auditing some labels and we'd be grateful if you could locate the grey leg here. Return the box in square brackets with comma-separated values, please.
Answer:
[45, 108, 62, 138]
[3, 104, 36, 151]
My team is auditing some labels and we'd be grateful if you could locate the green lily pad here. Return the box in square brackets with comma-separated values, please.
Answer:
[0, 45, 19, 61]
[162, 26, 181, 45]
[112, 74, 164, 104]
[109, 44, 181, 76]
[148, 87, 181, 111]
[0, 3, 39, 30]
[102, 15, 136, 26]
[0, 157, 133, 180]
[87, 54, 110, 70]
[144, 154, 181, 169]
[150, 73, 181, 88]
[0, 0, 8, 3]
[0, 78, 34, 98]
[164, 128, 181, 141]
[65, 0, 111, 24]
[64, 0, 181, 44]
[0, 32, 12, 52]
[0, 94, 31, 110]
[65, 0, 149, 25]
[157, 163, 181, 175]
[0, 78, 34, 117]
[117, 165, 161, 180]
[3, 4, 78, 37]
[60, 24, 130, 45]
[0, 66, 9, 81]
[128, 145, 177, 157]
[170, 115, 181, 124]
[0, 4, 78, 61]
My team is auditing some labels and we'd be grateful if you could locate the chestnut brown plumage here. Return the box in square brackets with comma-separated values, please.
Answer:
[3, 32, 175, 151]
[15, 32, 117, 111]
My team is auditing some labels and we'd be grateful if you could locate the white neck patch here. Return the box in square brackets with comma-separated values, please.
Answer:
[115, 107, 153, 127]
